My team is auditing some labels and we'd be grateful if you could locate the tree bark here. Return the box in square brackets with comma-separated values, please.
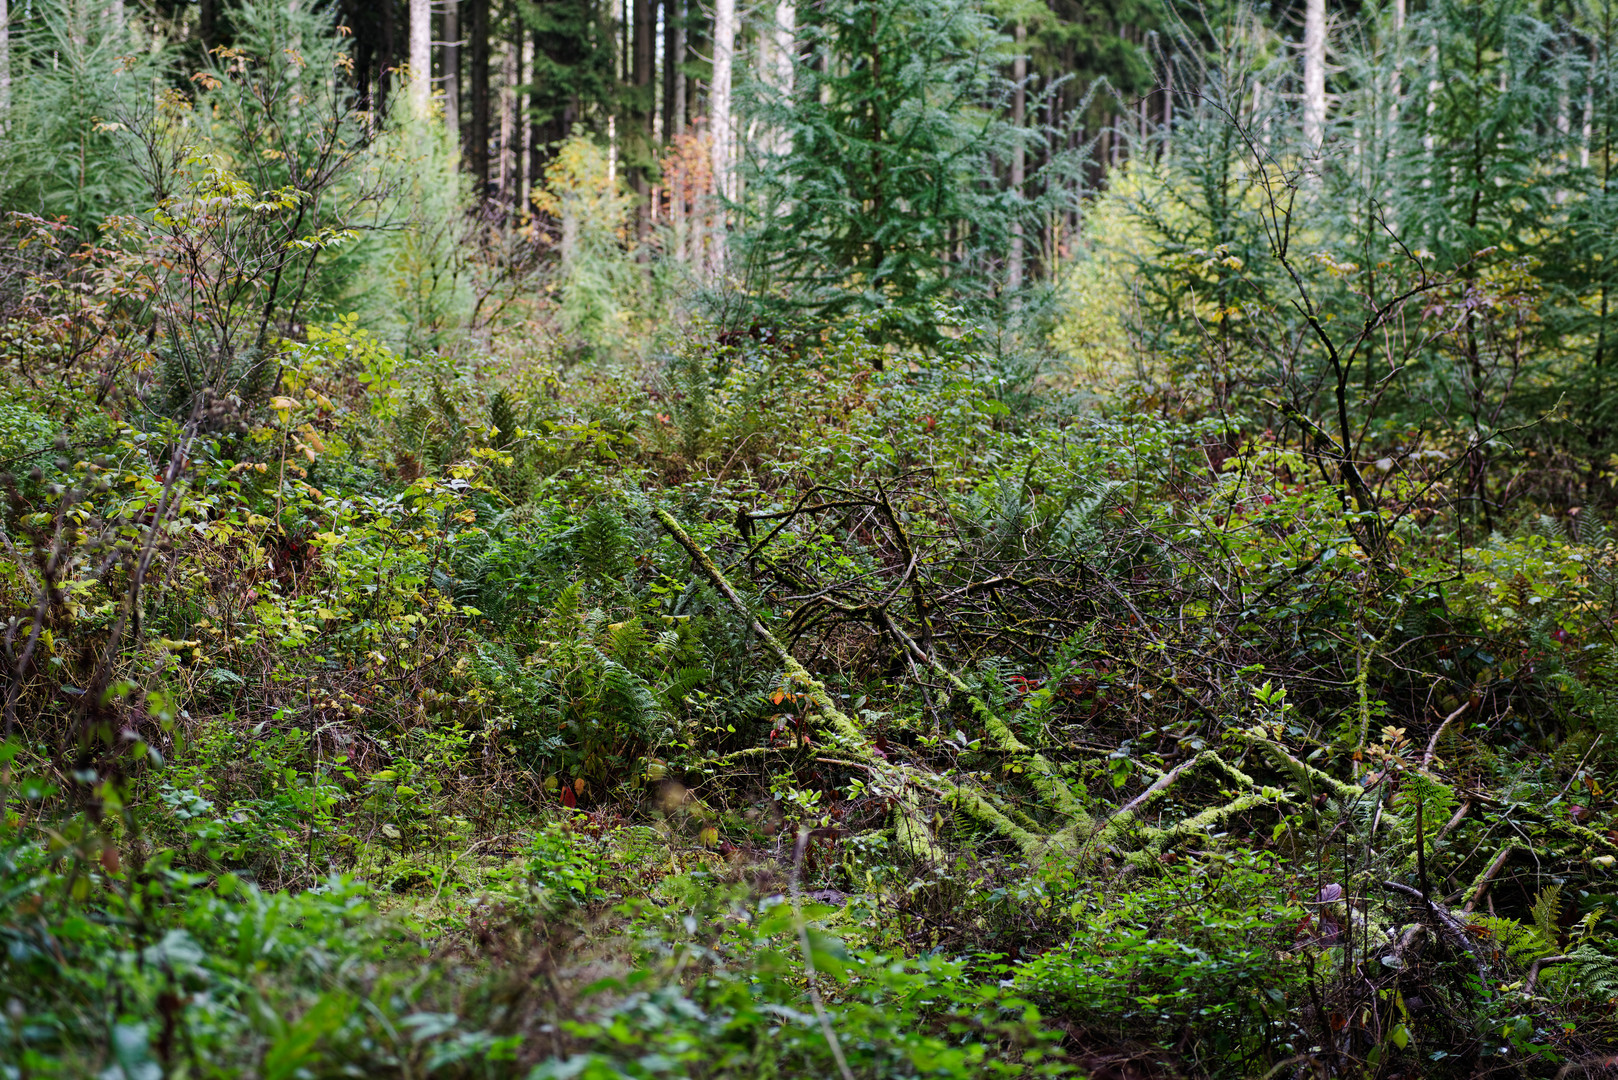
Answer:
[634, 0, 654, 243]
[674, 0, 688, 130]
[663, 0, 683, 141]
[444, 0, 461, 143]
[528, 31, 542, 209]
[0, 0, 10, 120]
[500, 25, 518, 203]
[1008, 22, 1025, 292]
[1303, 0, 1326, 149]
[469, 0, 491, 193]
[380, 0, 397, 118]
[1583, 44, 1596, 171]
[768, 0, 794, 156]
[710, 0, 735, 274]
[200, 0, 220, 52]
[409, 0, 432, 117]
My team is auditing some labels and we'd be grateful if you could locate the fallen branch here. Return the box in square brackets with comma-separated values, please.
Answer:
[1384, 879, 1493, 994]
[878, 610, 1091, 833]
[655, 506, 942, 862]
[1525, 953, 1575, 996]
[1462, 843, 1532, 915]
[1422, 700, 1469, 768]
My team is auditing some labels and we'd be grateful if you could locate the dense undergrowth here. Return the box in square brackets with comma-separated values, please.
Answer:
[8, 0, 1618, 1077]
[7, 290, 1618, 1077]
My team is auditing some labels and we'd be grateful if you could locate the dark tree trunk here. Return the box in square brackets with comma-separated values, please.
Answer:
[686, 9, 705, 130]
[199, 0, 220, 50]
[663, 0, 682, 141]
[511, 0, 525, 210]
[633, 0, 654, 242]
[379, 0, 397, 118]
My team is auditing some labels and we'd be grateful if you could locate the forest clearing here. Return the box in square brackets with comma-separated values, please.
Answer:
[3, 0, 1618, 1076]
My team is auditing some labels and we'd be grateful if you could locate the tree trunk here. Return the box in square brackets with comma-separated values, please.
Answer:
[1389, 0, 1403, 126]
[1163, 46, 1173, 158]
[524, 33, 537, 210]
[1303, 0, 1326, 149]
[500, 29, 518, 203]
[469, 0, 491, 193]
[444, 0, 461, 143]
[767, 0, 794, 156]
[673, 0, 688, 131]
[634, 0, 654, 244]
[380, 0, 397, 118]
[1583, 44, 1596, 171]
[1008, 22, 1025, 292]
[710, 0, 735, 274]
[200, 0, 220, 52]
[520, 33, 532, 211]
[528, 32, 542, 208]
[0, 0, 9, 119]
[663, 0, 682, 140]
[409, 0, 432, 117]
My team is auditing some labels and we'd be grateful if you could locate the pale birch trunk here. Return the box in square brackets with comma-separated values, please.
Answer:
[0, 0, 10, 119]
[710, 0, 736, 277]
[1389, 0, 1404, 116]
[499, 39, 517, 197]
[409, 0, 432, 117]
[521, 35, 533, 210]
[1303, 0, 1326, 149]
[1008, 22, 1026, 293]
[444, 0, 461, 142]
[672, 0, 686, 131]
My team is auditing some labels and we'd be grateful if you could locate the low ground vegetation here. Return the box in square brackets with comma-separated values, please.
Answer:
[7, 0, 1618, 1076]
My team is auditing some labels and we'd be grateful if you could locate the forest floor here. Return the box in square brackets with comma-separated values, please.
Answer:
[6, 322, 1618, 1079]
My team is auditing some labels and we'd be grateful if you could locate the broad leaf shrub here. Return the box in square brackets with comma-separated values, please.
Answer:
[1013, 855, 1308, 1077]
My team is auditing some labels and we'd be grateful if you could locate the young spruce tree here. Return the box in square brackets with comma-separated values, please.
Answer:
[736, 0, 1079, 346]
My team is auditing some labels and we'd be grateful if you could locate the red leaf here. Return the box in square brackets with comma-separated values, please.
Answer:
[561, 786, 577, 808]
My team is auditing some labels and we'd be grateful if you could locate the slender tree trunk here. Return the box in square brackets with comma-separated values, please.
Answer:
[500, 29, 518, 202]
[762, 0, 793, 156]
[772, 0, 794, 97]
[634, 0, 654, 245]
[1163, 48, 1173, 157]
[1389, 0, 1403, 126]
[520, 32, 533, 211]
[0, 0, 10, 119]
[528, 32, 542, 202]
[1303, 0, 1326, 149]
[380, 0, 397, 117]
[1008, 22, 1025, 292]
[200, 0, 219, 51]
[635, 0, 655, 135]
[444, 0, 461, 143]
[674, 0, 688, 131]
[470, 0, 491, 193]
[710, 0, 735, 275]
[663, 0, 681, 140]
[1584, 44, 1597, 171]
[409, 0, 431, 117]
